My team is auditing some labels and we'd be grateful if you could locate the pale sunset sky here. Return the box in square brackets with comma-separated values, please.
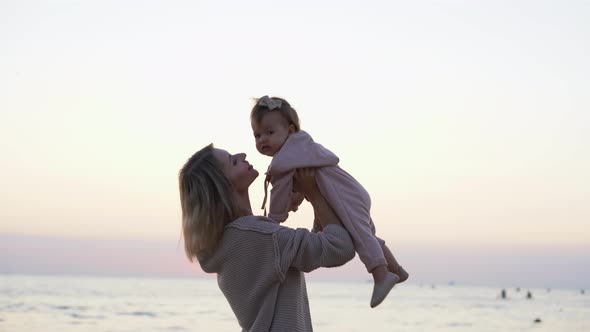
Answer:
[1, 0, 588, 288]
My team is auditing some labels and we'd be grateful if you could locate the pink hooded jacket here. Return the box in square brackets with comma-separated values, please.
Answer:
[262, 130, 387, 271]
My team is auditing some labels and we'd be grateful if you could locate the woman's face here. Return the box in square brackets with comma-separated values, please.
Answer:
[213, 148, 259, 192]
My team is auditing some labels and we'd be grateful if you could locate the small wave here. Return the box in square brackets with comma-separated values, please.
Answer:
[70, 320, 98, 326]
[195, 310, 215, 315]
[161, 326, 188, 331]
[1, 302, 24, 310]
[117, 311, 157, 317]
[447, 322, 473, 327]
[70, 313, 105, 320]
[52, 305, 89, 311]
[1, 302, 38, 312]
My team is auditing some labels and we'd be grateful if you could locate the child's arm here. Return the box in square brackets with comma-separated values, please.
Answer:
[268, 171, 296, 223]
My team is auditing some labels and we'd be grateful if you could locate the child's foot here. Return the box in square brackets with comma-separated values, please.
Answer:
[370, 272, 399, 308]
[390, 265, 409, 283]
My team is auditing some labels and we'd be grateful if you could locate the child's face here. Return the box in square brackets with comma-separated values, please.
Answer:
[252, 112, 294, 157]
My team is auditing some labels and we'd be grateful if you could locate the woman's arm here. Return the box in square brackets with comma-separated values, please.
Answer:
[311, 211, 322, 233]
[270, 168, 354, 275]
[275, 224, 355, 274]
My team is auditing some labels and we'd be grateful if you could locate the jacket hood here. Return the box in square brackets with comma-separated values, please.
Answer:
[197, 244, 222, 274]
[197, 216, 279, 273]
[266, 131, 339, 175]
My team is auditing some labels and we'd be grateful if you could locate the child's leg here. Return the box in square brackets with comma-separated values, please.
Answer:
[371, 265, 389, 283]
[348, 226, 398, 308]
[370, 265, 399, 308]
[382, 244, 409, 283]
[314, 177, 395, 306]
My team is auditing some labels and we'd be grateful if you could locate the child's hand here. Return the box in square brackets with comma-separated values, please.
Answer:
[293, 168, 317, 197]
[289, 192, 305, 212]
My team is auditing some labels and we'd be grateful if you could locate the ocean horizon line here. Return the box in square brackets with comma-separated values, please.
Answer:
[1, 272, 586, 292]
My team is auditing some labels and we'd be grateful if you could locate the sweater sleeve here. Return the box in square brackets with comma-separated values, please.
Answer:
[274, 224, 356, 280]
[268, 171, 295, 223]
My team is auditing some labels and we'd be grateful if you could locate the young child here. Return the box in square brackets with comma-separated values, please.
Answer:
[251, 95, 409, 308]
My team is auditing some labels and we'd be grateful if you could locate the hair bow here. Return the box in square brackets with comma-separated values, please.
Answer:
[257, 95, 282, 110]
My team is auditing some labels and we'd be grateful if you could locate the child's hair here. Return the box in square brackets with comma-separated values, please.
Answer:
[250, 96, 301, 132]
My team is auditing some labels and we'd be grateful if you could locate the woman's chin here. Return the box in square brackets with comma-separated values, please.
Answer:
[249, 169, 260, 180]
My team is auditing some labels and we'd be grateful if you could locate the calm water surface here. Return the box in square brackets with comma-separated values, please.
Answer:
[1, 275, 588, 331]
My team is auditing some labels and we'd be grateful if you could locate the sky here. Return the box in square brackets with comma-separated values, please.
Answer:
[1, 0, 589, 288]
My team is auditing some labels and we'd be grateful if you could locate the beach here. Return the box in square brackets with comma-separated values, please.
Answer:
[1, 274, 588, 332]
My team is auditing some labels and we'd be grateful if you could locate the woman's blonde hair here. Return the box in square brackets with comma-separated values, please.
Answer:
[178, 144, 241, 261]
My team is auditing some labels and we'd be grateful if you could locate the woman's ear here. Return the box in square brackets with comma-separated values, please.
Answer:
[288, 124, 296, 133]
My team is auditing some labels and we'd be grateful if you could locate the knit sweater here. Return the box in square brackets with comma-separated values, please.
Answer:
[198, 215, 356, 332]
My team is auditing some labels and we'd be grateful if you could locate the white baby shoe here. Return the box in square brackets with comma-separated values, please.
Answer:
[370, 272, 400, 308]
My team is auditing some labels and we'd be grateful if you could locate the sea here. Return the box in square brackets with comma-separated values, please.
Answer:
[1, 274, 588, 332]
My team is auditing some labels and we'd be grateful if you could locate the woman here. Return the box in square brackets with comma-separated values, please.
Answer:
[178, 144, 355, 332]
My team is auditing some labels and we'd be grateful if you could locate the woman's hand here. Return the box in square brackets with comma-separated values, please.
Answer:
[289, 192, 305, 212]
[294, 167, 343, 228]
[292, 168, 318, 197]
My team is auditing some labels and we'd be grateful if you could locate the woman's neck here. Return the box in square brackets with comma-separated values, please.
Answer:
[234, 190, 253, 216]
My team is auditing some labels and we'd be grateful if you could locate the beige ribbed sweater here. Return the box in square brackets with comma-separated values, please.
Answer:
[198, 215, 355, 332]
